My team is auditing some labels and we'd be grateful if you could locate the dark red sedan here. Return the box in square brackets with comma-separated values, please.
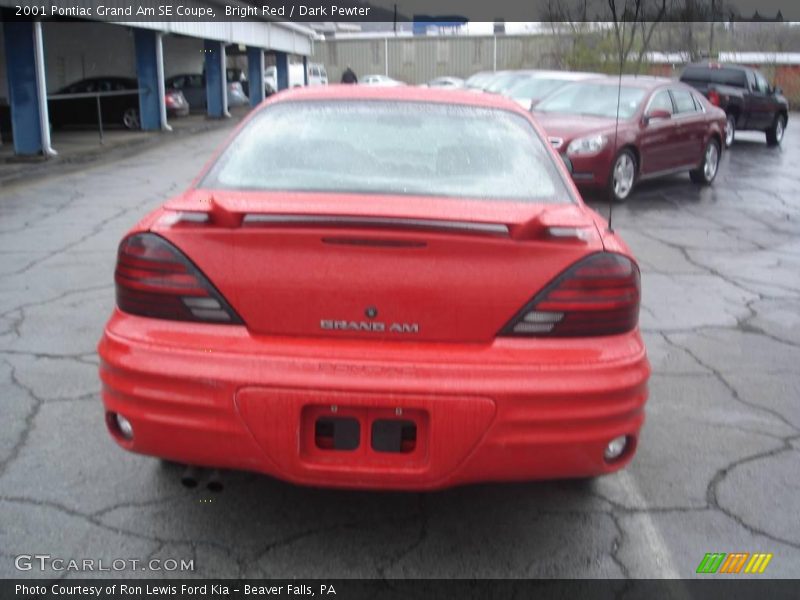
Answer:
[533, 76, 727, 202]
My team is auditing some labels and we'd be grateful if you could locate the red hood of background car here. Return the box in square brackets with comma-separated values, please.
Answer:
[533, 112, 630, 140]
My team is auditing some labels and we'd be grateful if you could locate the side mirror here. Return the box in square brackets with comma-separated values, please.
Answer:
[643, 108, 671, 125]
[560, 154, 574, 174]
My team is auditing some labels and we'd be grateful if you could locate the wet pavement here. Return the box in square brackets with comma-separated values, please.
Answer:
[1, 120, 798, 579]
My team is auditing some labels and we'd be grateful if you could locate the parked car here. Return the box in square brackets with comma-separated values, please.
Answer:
[483, 71, 533, 94]
[164, 89, 190, 118]
[49, 77, 142, 130]
[504, 70, 602, 109]
[165, 73, 249, 112]
[534, 76, 727, 202]
[464, 71, 496, 91]
[307, 62, 328, 86]
[679, 62, 789, 147]
[361, 74, 405, 86]
[422, 76, 465, 88]
[98, 86, 649, 490]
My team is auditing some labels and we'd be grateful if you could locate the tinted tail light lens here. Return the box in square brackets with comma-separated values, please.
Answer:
[501, 253, 640, 337]
[115, 233, 242, 324]
[708, 90, 721, 106]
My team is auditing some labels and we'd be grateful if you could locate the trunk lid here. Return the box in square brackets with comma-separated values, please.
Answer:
[154, 190, 602, 343]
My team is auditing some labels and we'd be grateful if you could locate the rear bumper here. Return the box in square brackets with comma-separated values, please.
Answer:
[98, 310, 650, 490]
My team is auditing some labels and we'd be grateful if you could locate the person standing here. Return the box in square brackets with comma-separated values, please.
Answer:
[341, 65, 358, 84]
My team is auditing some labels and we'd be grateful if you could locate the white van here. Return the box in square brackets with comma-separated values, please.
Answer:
[264, 63, 327, 93]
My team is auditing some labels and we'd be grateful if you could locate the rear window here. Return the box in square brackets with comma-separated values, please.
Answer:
[202, 101, 572, 203]
[681, 66, 747, 88]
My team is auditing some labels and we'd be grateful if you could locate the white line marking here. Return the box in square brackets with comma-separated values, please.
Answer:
[617, 471, 683, 580]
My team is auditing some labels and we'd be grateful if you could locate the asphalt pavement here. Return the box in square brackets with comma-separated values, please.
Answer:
[1, 120, 798, 579]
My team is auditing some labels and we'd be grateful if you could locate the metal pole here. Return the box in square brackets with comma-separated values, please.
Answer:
[155, 32, 171, 131]
[493, 35, 497, 72]
[33, 21, 56, 156]
[384, 37, 389, 76]
[96, 95, 104, 145]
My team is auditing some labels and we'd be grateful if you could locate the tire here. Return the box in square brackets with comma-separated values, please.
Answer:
[766, 113, 786, 146]
[607, 149, 637, 203]
[122, 107, 140, 130]
[724, 112, 736, 148]
[690, 139, 721, 185]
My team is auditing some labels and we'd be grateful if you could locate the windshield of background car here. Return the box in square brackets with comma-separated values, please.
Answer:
[202, 101, 573, 203]
[536, 83, 648, 119]
[508, 78, 570, 101]
[485, 73, 518, 93]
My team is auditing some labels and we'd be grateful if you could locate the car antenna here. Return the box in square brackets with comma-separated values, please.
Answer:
[609, 15, 627, 235]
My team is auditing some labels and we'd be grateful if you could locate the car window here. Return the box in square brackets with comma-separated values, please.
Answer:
[203, 101, 572, 204]
[188, 75, 203, 87]
[647, 90, 674, 114]
[671, 89, 697, 114]
[754, 72, 770, 94]
[691, 93, 706, 111]
[536, 83, 647, 119]
[508, 78, 570, 102]
[169, 76, 184, 89]
[320, 67, 327, 77]
[681, 67, 747, 88]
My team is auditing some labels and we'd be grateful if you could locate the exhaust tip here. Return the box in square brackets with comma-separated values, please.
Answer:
[180, 466, 200, 488]
[206, 469, 223, 493]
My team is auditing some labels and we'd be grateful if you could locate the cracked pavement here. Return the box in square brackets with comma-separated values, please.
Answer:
[1, 121, 799, 579]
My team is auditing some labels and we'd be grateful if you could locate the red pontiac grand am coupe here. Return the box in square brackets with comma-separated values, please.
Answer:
[533, 76, 727, 202]
[98, 86, 650, 490]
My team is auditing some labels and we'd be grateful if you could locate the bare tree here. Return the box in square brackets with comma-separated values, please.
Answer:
[606, 0, 668, 73]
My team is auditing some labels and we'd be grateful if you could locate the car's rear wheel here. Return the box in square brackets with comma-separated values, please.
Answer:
[766, 113, 786, 146]
[724, 113, 736, 147]
[122, 107, 140, 130]
[690, 139, 720, 185]
[608, 149, 637, 203]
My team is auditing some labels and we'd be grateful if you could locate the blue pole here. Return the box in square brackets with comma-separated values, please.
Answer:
[247, 46, 265, 107]
[133, 28, 163, 130]
[204, 40, 227, 118]
[275, 52, 289, 91]
[2, 21, 47, 155]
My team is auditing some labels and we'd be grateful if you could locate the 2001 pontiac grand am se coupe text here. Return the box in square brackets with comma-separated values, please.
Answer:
[97, 86, 650, 490]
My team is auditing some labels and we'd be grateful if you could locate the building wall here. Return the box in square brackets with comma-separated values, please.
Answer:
[41, 21, 136, 92]
[314, 35, 556, 84]
[0, 24, 7, 99]
[162, 35, 204, 77]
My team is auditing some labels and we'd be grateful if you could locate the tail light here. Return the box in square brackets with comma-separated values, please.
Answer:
[500, 253, 640, 337]
[707, 90, 721, 106]
[229, 82, 243, 94]
[115, 233, 242, 324]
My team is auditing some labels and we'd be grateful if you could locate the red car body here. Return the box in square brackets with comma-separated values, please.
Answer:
[533, 76, 727, 201]
[98, 86, 650, 490]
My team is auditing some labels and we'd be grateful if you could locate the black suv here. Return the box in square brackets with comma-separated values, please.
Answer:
[680, 62, 789, 147]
